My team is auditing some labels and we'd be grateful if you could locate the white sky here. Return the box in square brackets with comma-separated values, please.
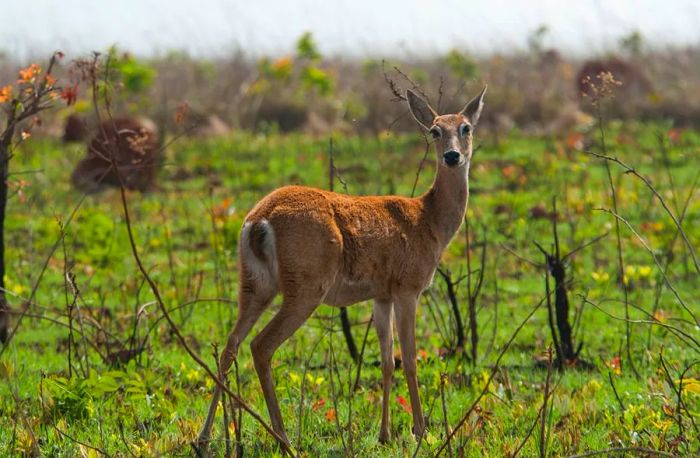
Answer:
[3, 0, 700, 60]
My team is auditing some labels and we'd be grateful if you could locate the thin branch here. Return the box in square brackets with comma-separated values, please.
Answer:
[588, 150, 699, 275]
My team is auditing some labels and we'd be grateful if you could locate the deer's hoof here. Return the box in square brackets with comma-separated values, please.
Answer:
[412, 424, 426, 439]
[378, 430, 390, 444]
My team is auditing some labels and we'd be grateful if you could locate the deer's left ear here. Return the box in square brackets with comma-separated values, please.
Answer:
[460, 85, 487, 126]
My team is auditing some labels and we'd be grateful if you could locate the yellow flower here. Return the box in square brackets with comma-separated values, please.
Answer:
[653, 310, 667, 323]
[4, 275, 27, 295]
[591, 271, 610, 283]
[678, 378, 700, 395]
[637, 265, 652, 278]
[186, 368, 201, 383]
[306, 373, 324, 386]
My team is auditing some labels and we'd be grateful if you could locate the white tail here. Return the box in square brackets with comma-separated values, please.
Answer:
[197, 86, 487, 447]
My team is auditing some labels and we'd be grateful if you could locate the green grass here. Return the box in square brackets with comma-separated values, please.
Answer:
[1, 122, 699, 457]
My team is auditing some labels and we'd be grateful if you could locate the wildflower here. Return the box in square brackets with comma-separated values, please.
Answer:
[607, 355, 622, 375]
[637, 265, 652, 278]
[325, 408, 335, 422]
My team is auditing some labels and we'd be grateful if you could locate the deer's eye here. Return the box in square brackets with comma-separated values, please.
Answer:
[429, 126, 442, 139]
[459, 123, 471, 137]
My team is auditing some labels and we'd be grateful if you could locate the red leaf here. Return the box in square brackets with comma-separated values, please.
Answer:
[61, 84, 78, 106]
[396, 395, 412, 414]
[311, 398, 325, 411]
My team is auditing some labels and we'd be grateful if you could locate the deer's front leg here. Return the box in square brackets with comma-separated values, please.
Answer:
[393, 293, 425, 438]
[373, 299, 394, 443]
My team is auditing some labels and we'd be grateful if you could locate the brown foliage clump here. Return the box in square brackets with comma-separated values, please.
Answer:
[71, 117, 159, 193]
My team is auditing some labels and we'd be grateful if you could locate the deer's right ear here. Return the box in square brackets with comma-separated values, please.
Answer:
[406, 90, 437, 130]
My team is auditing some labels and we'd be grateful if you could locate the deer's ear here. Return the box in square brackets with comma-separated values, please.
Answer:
[460, 85, 487, 126]
[406, 89, 437, 130]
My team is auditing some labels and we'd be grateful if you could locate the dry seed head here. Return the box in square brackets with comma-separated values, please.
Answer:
[583, 71, 622, 106]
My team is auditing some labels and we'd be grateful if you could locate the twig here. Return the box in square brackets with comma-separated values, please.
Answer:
[538, 347, 553, 458]
[607, 371, 625, 413]
[436, 267, 465, 352]
[54, 423, 112, 457]
[594, 207, 697, 326]
[588, 150, 699, 275]
[439, 373, 453, 458]
[578, 295, 700, 352]
[411, 140, 432, 198]
[352, 314, 373, 392]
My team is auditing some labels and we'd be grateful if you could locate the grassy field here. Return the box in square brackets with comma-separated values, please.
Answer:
[0, 120, 698, 457]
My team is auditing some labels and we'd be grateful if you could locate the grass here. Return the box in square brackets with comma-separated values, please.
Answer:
[0, 120, 698, 457]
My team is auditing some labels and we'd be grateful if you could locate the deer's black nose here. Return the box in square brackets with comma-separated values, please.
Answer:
[443, 150, 460, 166]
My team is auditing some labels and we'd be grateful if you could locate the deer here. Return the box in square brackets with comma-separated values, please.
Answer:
[197, 86, 487, 448]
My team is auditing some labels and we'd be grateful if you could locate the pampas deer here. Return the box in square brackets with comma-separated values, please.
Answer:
[197, 87, 487, 447]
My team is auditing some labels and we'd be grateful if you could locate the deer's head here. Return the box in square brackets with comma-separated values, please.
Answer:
[407, 86, 487, 169]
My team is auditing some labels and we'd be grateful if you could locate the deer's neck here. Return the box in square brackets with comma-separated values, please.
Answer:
[421, 162, 469, 248]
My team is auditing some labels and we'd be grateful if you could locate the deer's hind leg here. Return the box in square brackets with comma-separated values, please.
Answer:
[197, 269, 277, 445]
[249, 276, 333, 445]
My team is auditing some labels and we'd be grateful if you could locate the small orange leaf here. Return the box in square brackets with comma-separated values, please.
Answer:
[667, 128, 680, 143]
[175, 102, 189, 125]
[18, 63, 41, 83]
[0, 85, 12, 103]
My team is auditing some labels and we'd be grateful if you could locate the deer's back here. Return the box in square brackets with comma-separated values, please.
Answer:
[246, 185, 442, 298]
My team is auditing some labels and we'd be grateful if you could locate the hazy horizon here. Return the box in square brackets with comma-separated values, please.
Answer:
[3, 0, 700, 61]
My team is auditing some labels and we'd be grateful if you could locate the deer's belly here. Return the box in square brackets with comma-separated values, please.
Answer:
[323, 277, 376, 307]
